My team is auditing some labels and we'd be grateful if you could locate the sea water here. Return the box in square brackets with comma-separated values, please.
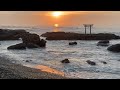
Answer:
[1, 26, 120, 79]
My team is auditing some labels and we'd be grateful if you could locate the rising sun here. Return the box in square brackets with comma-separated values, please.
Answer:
[52, 11, 63, 18]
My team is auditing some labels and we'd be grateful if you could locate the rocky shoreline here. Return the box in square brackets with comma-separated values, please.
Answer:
[0, 56, 67, 79]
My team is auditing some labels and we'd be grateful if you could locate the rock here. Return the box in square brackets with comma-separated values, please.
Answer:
[26, 43, 40, 48]
[69, 42, 77, 45]
[41, 32, 120, 40]
[26, 60, 29, 62]
[86, 60, 96, 65]
[0, 29, 28, 40]
[39, 39, 47, 47]
[22, 33, 46, 47]
[101, 61, 107, 64]
[22, 33, 41, 44]
[61, 59, 70, 63]
[25, 60, 32, 62]
[7, 43, 26, 50]
[97, 40, 110, 46]
[107, 44, 120, 52]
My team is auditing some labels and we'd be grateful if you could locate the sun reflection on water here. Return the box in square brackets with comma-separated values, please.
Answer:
[35, 65, 64, 76]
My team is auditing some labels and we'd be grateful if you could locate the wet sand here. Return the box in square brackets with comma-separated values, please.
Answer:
[0, 56, 67, 79]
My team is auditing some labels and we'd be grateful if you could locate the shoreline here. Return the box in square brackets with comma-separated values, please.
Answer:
[0, 56, 67, 79]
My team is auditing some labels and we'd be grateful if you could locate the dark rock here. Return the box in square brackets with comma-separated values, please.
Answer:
[25, 60, 32, 62]
[101, 61, 107, 64]
[41, 32, 120, 40]
[7, 43, 26, 50]
[107, 44, 120, 52]
[61, 59, 70, 63]
[97, 40, 110, 46]
[0, 29, 28, 40]
[7, 34, 47, 50]
[22, 33, 40, 44]
[26, 60, 29, 62]
[69, 42, 77, 45]
[22, 33, 46, 47]
[86, 60, 96, 65]
[39, 39, 47, 47]
[26, 43, 40, 48]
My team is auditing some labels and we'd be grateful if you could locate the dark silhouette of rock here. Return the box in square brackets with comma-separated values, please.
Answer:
[86, 60, 96, 65]
[22, 33, 40, 44]
[69, 42, 77, 45]
[26, 60, 29, 62]
[39, 39, 47, 47]
[0, 29, 27, 40]
[41, 32, 120, 40]
[61, 59, 70, 63]
[22, 33, 46, 47]
[7, 33, 47, 50]
[107, 44, 120, 52]
[101, 61, 107, 64]
[26, 43, 40, 48]
[7, 43, 26, 50]
[25, 60, 32, 62]
[97, 40, 109, 46]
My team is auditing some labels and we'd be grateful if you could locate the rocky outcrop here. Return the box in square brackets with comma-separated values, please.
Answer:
[41, 32, 120, 40]
[69, 42, 77, 45]
[97, 40, 110, 46]
[7, 33, 47, 50]
[61, 59, 70, 63]
[0, 29, 27, 40]
[22, 33, 46, 47]
[107, 44, 120, 52]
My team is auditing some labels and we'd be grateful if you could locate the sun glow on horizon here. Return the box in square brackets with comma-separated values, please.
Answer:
[52, 11, 63, 18]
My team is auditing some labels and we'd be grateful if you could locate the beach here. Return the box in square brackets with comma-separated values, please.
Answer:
[0, 56, 67, 79]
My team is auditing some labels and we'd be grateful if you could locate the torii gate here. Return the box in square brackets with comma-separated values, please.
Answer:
[83, 24, 94, 34]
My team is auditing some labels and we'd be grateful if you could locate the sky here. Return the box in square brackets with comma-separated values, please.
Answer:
[0, 11, 120, 28]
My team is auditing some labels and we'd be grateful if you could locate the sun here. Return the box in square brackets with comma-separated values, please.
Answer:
[52, 11, 63, 18]
[54, 24, 59, 27]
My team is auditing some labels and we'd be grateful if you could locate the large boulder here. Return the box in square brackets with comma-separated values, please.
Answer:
[22, 33, 46, 47]
[7, 43, 26, 50]
[22, 33, 41, 44]
[97, 40, 109, 46]
[107, 44, 120, 52]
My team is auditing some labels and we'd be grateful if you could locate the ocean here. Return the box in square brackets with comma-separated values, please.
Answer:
[1, 26, 120, 79]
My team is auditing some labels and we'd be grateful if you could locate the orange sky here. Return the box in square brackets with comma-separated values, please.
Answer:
[0, 11, 120, 28]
